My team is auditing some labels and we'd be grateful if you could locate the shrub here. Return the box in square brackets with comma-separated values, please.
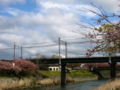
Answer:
[14, 58, 36, 75]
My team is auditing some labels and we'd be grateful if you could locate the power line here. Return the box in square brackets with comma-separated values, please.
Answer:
[60, 41, 91, 45]
[62, 50, 85, 54]
[22, 44, 58, 48]
[60, 37, 85, 40]
[20, 41, 57, 46]
[0, 40, 92, 50]
[67, 41, 91, 44]
[5, 39, 58, 47]
[0, 48, 14, 50]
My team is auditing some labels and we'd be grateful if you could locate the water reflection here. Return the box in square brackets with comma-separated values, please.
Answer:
[24, 80, 107, 90]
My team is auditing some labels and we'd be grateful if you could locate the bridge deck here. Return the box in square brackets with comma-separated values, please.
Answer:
[31, 56, 120, 64]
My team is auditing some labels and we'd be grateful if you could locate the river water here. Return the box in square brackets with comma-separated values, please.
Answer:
[23, 80, 108, 90]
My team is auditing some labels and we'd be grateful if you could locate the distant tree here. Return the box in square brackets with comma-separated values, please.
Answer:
[35, 53, 49, 70]
[67, 63, 81, 70]
[85, 63, 109, 68]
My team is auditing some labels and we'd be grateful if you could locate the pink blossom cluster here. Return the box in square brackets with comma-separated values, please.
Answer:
[0, 58, 36, 74]
[86, 24, 120, 57]
[79, 3, 120, 57]
[0, 60, 21, 73]
[85, 63, 110, 68]
[14, 58, 36, 74]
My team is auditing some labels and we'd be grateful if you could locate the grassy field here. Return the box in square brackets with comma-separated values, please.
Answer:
[40, 70, 95, 78]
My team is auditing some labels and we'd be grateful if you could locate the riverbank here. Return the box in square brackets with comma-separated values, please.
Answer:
[0, 76, 98, 90]
[0, 70, 98, 90]
[0, 77, 36, 90]
[93, 78, 120, 90]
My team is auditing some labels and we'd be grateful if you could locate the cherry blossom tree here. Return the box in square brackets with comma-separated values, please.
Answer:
[14, 58, 36, 75]
[77, 3, 120, 57]
[0, 60, 21, 76]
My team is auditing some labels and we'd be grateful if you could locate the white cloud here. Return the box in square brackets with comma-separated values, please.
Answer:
[36, 0, 120, 17]
[3, 7, 24, 16]
[91, 0, 120, 13]
[0, 0, 118, 59]
[0, 8, 84, 59]
[0, 8, 80, 30]
[40, 1, 69, 10]
[36, 0, 77, 4]
[36, 0, 100, 18]
[0, 34, 24, 44]
[0, 0, 26, 6]
[0, 43, 8, 48]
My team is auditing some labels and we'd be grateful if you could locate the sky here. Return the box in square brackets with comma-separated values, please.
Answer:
[0, 0, 119, 59]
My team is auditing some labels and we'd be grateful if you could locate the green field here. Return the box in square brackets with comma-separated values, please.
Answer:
[40, 70, 95, 78]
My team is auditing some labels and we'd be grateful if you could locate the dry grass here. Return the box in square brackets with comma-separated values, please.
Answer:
[53, 77, 60, 85]
[66, 76, 74, 82]
[37, 76, 74, 86]
[94, 79, 120, 90]
[0, 76, 74, 90]
[0, 77, 34, 90]
[38, 78, 53, 85]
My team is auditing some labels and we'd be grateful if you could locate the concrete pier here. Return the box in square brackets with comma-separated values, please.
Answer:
[61, 63, 66, 86]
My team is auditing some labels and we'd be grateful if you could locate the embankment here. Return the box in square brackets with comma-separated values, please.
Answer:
[0, 76, 97, 90]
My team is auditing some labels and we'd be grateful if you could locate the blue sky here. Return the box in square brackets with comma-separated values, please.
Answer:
[0, 0, 119, 59]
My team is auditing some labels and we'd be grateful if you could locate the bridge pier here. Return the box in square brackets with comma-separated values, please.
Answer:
[109, 62, 116, 80]
[61, 63, 66, 86]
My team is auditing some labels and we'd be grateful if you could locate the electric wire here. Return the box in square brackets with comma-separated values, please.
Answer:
[22, 44, 58, 48]
[0, 40, 91, 50]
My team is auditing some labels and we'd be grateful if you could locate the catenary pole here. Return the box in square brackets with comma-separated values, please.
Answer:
[13, 43, 16, 60]
[21, 46, 23, 59]
[58, 37, 61, 64]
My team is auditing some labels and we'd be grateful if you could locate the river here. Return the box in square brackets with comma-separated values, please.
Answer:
[23, 80, 108, 90]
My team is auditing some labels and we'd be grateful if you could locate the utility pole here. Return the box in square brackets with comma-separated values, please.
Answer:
[21, 46, 23, 59]
[65, 42, 67, 58]
[14, 44, 23, 59]
[58, 37, 61, 64]
[13, 43, 16, 60]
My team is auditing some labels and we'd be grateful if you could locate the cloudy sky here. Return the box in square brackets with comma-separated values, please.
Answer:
[0, 0, 119, 59]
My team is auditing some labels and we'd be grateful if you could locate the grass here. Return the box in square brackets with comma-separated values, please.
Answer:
[94, 79, 120, 90]
[99, 70, 110, 72]
[68, 70, 95, 78]
[40, 70, 95, 78]
[0, 77, 35, 90]
[40, 71, 61, 77]
[37, 78, 53, 85]
[0, 70, 95, 90]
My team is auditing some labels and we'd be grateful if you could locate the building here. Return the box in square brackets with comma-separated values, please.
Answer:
[48, 54, 65, 71]
[52, 54, 65, 59]
[48, 64, 60, 71]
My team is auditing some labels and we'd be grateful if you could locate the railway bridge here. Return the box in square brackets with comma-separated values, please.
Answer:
[30, 56, 120, 86]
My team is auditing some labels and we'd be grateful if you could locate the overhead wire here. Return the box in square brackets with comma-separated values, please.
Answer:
[14, 39, 58, 46]
[0, 48, 14, 50]
[60, 37, 85, 40]
[0, 40, 91, 50]
[22, 44, 58, 48]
